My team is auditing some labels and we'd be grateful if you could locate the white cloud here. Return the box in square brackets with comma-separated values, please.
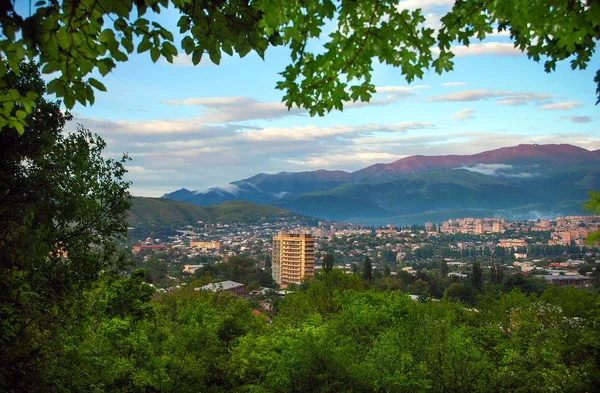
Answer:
[344, 84, 428, 108]
[375, 85, 428, 94]
[163, 96, 305, 123]
[432, 42, 522, 57]
[441, 82, 467, 87]
[539, 102, 584, 111]
[72, 115, 233, 136]
[288, 152, 407, 169]
[451, 109, 476, 120]
[459, 163, 513, 176]
[490, 28, 511, 37]
[247, 122, 434, 142]
[428, 89, 552, 105]
[397, 0, 454, 12]
[195, 183, 241, 195]
[560, 115, 593, 123]
[497, 92, 553, 106]
[162, 85, 427, 123]
[458, 163, 537, 178]
[428, 89, 504, 102]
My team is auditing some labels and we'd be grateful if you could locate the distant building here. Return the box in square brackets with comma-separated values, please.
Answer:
[536, 275, 593, 288]
[132, 244, 167, 254]
[498, 239, 527, 248]
[272, 232, 315, 285]
[539, 219, 550, 228]
[197, 280, 245, 296]
[182, 264, 204, 274]
[492, 222, 502, 233]
[190, 241, 221, 250]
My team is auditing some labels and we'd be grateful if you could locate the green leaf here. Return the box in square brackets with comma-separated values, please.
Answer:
[15, 122, 25, 135]
[137, 39, 152, 53]
[64, 93, 75, 109]
[150, 47, 160, 63]
[222, 43, 233, 57]
[98, 29, 115, 44]
[42, 61, 61, 74]
[182, 36, 195, 54]
[121, 36, 134, 53]
[88, 78, 107, 92]
[162, 41, 178, 56]
[192, 50, 203, 65]
[112, 50, 128, 62]
[209, 49, 221, 65]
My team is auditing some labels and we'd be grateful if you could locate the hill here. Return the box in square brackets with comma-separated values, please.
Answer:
[162, 144, 600, 225]
[128, 197, 306, 227]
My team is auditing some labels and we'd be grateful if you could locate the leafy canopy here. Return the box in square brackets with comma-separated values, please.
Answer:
[0, 61, 131, 388]
[1, 0, 599, 132]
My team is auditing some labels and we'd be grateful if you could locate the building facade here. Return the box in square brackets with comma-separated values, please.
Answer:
[272, 232, 315, 285]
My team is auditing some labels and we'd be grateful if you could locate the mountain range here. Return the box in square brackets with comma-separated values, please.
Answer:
[162, 144, 600, 225]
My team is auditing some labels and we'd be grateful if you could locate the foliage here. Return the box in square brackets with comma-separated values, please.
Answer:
[362, 255, 373, 280]
[490, 263, 504, 285]
[5, 245, 600, 392]
[585, 190, 600, 244]
[440, 259, 449, 277]
[129, 197, 298, 227]
[471, 262, 483, 292]
[322, 252, 334, 274]
[0, 62, 131, 391]
[2, 0, 599, 131]
[193, 256, 276, 289]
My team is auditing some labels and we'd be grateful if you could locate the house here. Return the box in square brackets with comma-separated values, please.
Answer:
[182, 264, 204, 274]
[196, 280, 245, 296]
[536, 275, 593, 288]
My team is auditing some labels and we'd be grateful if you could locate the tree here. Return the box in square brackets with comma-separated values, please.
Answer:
[440, 259, 449, 277]
[362, 256, 373, 281]
[0, 62, 131, 390]
[585, 191, 600, 244]
[472, 262, 483, 292]
[322, 252, 334, 274]
[2, 0, 598, 131]
[490, 263, 504, 286]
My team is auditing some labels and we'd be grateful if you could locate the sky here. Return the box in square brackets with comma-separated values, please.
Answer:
[55, 0, 599, 197]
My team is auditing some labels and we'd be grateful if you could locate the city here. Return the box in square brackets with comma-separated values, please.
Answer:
[128, 214, 600, 300]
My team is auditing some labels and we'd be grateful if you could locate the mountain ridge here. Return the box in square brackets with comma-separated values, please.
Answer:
[162, 144, 600, 225]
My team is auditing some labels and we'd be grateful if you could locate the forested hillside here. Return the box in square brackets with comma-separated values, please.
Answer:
[128, 197, 304, 226]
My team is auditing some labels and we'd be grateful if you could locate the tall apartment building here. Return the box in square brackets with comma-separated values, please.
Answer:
[271, 232, 315, 285]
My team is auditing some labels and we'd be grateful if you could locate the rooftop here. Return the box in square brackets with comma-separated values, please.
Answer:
[198, 280, 245, 292]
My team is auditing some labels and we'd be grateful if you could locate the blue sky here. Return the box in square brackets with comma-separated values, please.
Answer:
[57, 0, 599, 196]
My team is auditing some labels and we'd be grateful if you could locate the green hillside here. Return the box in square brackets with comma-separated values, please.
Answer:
[274, 167, 598, 224]
[128, 197, 302, 227]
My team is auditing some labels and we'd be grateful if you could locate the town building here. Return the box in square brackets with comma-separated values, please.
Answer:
[132, 244, 167, 254]
[498, 239, 527, 248]
[197, 280, 245, 296]
[272, 232, 315, 285]
[190, 240, 221, 250]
